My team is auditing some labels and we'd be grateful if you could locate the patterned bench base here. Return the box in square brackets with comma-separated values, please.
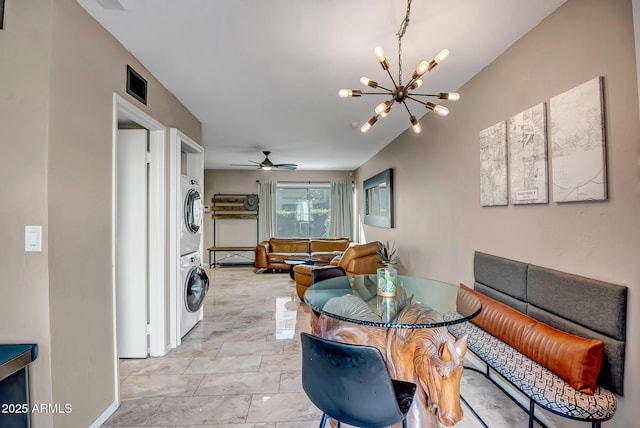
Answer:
[446, 316, 616, 427]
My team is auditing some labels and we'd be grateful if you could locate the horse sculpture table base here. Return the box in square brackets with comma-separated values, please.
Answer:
[310, 303, 468, 428]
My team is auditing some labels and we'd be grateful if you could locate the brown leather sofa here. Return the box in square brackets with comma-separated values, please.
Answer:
[293, 241, 383, 299]
[255, 237, 350, 271]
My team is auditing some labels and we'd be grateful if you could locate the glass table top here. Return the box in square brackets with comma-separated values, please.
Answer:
[304, 274, 482, 329]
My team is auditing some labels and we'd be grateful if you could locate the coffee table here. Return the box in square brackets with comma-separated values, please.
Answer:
[284, 258, 320, 279]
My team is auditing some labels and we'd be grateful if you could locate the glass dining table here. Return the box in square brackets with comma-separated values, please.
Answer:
[304, 274, 482, 327]
[303, 274, 482, 427]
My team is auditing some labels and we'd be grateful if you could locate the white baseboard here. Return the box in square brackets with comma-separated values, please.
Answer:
[88, 400, 119, 428]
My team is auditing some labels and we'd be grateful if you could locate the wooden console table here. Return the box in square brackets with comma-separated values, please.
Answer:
[208, 246, 255, 268]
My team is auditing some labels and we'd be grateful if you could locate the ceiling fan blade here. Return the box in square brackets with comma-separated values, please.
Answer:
[274, 164, 298, 170]
[230, 164, 260, 167]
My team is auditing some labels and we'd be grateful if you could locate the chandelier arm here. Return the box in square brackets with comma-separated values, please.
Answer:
[402, 101, 414, 116]
[407, 93, 441, 97]
[385, 68, 399, 89]
[361, 92, 393, 95]
[375, 84, 395, 92]
[406, 95, 430, 106]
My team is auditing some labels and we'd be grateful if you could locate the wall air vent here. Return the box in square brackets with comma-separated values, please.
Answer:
[126, 65, 147, 105]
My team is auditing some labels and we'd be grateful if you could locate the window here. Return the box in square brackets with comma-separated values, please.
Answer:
[275, 183, 331, 238]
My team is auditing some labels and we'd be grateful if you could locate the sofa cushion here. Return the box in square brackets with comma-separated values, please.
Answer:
[460, 283, 604, 394]
[268, 252, 311, 264]
[310, 251, 343, 264]
[309, 238, 349, 253]
[269, 239, 309, 253]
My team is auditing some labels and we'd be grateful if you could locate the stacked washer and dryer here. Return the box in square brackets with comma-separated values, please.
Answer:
[180, 175, 209, 338]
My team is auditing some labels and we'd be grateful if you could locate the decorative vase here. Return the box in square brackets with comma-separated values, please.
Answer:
[377, 267, 397, 297]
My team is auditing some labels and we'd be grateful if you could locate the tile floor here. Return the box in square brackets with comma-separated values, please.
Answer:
[102, 266, 542, 428]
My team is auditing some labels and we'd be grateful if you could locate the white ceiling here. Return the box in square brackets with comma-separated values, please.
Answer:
[77, 0, 566, 170]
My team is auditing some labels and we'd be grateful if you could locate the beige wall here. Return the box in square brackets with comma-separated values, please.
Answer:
[1, 0, 201, 426]
[203, 169, 352, 263]
[355, 1, 639, 427]
[0, 1, 54, 427]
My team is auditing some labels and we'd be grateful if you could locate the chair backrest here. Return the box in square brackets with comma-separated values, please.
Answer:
[300, 332, 408, 427]
[311, 266, 346, 284]
[337, 241, 383, 275]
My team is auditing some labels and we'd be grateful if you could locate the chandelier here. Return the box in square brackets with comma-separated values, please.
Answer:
[338, 0, 459, 134]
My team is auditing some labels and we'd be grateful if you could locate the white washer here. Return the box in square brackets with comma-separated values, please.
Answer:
[180, 251, 209, 337]
[180, 175, 203, 256]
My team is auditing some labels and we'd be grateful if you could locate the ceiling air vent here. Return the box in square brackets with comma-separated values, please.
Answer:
[126, 65, 147, 105]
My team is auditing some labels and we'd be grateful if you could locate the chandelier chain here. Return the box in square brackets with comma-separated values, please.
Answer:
[396, 0, 412, 85]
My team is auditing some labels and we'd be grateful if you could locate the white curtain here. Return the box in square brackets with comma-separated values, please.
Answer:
[330, 180, 353, 240]
[258, 179, 276, 242]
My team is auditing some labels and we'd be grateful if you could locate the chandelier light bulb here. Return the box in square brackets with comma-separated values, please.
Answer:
[409, 79, 423, 90]
[410, 116, 422, 134]
[374, 46, 389, 70]
[375, 100, 393, 116]
[427, 48, 450, 72]
[427, 102, 449, 116]
[439, 92, 460, 101]
[413, 61, 429, 79]
[361, 115, 379, 133]
[435, 49, 450, 64]
[338, 89, 362, 98]
[360, 76, 378, 88]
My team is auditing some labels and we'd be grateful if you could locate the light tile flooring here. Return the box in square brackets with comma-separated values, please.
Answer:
[102, 266, 539, 428]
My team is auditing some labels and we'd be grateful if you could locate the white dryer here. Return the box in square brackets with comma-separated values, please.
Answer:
[180, 251, 209, 337]
[180, 175, 203, 256]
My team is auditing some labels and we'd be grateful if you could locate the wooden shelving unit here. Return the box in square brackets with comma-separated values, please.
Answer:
[209, 194, 258, 267]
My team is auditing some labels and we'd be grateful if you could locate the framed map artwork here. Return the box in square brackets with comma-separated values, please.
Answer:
[550, 77, 607, 202]
[508, 103, 548, 204]
[479, 121, 508, 206]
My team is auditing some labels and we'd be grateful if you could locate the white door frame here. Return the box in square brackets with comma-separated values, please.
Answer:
[110, 93, 167, 399]
[169, 128, 204, 348]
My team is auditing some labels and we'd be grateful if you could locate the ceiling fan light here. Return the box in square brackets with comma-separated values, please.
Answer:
[427, 102, 449, 116]
[339, 89, 362, 98]
[261, 166, 272, 171]
[439, 92, 460, 101]
[360, 77, 378, 88]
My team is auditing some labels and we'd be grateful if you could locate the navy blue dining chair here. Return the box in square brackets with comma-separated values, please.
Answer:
[300, 332, 416, 428]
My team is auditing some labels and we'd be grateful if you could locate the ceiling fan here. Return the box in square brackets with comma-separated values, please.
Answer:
[231, 151, 298, 171]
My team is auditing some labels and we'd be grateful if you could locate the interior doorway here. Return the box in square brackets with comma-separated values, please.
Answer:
[111, 94, 167, 403]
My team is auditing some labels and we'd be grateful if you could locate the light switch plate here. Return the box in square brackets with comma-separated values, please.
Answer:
[25, 225, 42, 252]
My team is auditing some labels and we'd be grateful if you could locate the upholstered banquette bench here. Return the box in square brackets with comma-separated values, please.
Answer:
[446, 252, 627, 428]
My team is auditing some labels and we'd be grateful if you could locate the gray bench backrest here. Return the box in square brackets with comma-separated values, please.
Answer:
[473, 251, 628, 396]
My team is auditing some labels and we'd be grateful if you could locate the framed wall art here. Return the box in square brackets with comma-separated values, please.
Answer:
[550, 77, 607, 202]
[479, 121, 508, 206]
[508, 103, 548, 204]
[363, 168, 394, 228]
